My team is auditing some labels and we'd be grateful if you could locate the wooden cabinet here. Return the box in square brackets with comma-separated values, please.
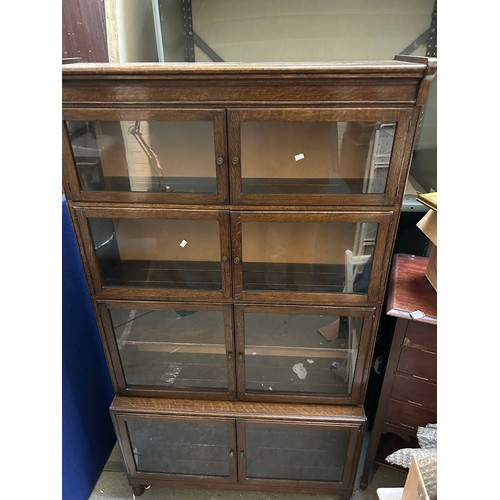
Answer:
[360, 253, 437, 489]
[111, 397, 365, 498]
[62, 57, 436, 498]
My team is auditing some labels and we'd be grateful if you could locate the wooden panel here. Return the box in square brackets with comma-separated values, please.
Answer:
[385, 399, 436, 430]
[62, 59, 436, 107]
[62, 0, 109, 62]
[62, 80, 420, 107]
[111, 396, 366, 423]
[391, 374, 436, 410]
[386, 253, 437, 323]
[404, 321, 437, 353]
[397, 346, 436, 382]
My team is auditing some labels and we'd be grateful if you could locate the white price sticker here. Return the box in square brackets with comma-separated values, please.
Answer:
[294, 153, 305, 161]
[179, 239, 188, 248]
[409, 310, 425, 319]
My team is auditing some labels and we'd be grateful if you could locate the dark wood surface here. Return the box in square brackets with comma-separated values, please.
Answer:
[360, 253, 437, 489]
[62, 0, 108, 62]
[386, 253, 437, 323]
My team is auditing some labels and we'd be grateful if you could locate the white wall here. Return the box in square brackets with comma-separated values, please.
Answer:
[190, 0, 435, 62]
[106, 0, 158, 62]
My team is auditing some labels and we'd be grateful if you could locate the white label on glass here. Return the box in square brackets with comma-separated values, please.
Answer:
[292, 363, 307, 380]
[294, 153, 305, 161]
[179, 239, 188, 248]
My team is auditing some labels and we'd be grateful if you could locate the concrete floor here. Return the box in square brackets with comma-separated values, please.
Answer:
[89, 433, 407, 500]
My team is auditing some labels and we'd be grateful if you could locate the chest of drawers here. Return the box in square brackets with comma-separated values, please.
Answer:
[360, 253, 437, 489]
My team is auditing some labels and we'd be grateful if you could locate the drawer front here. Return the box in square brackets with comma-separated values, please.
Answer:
[385, 399, 436, 430]
[403, 321, 437, 353]
[397, 346, 436, 382]
[391, 374, 436, 410]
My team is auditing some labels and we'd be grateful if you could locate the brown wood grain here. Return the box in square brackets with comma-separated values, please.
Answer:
[62, 0, 108, 62]
[386, 253, 437, 323]
[111, 395, 366, 422]
[62, 58, 437, 499]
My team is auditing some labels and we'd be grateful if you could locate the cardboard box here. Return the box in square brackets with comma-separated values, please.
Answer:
[401, 456, 436, 500]
[416, 192, 437, 291]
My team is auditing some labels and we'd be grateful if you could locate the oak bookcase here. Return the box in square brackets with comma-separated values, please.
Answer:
[62, 56, 436, 499]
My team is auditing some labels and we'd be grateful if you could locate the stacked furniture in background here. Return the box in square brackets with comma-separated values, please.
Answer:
[62, 56, 436, 499]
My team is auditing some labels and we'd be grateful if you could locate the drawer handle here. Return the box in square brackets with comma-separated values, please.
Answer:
[398, 422, 416, 430]
[407, 400, 423, 407]
[232, 156, 240, 165]
[421, 349, 436, 355]
[216, 156, 224, 166]
[412, 375, 429, 381]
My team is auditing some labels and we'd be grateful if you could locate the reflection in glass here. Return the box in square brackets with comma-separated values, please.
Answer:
[241, 221, 377, 294]
[245, 424, 349, 481]
[88, 217, 222, 290]
[243, 312, 363, 397]
[66, 120, 216, 193]
[110, 308, 227, 389]
[240, 121, 395, 196]
[127, 419, 230, 476]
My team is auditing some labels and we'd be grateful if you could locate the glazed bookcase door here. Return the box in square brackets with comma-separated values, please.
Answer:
[73, 206, 232, 300]
[237, 420, 361, 489]
[98, 301, 236, 399]
[234, 304, 376, 404]
[228, 108, 413, 206]
[62, 109, 228, 204]
[113, 414, 237, 483]
[230, 210, 393, 305]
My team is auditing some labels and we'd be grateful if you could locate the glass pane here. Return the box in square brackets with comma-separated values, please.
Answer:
[240, 121, 394, 196]
[127, 419, 230, 476]
[89, 217, 222, 290]
[244, 312, 363, 397]
[241, 220, 377, 294]
[245, 424, 349, 481]
[66, 120, 216, 193]
[111, 308, 228, 389]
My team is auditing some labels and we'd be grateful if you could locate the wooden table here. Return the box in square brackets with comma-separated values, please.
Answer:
[360, 253, 437, 489]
